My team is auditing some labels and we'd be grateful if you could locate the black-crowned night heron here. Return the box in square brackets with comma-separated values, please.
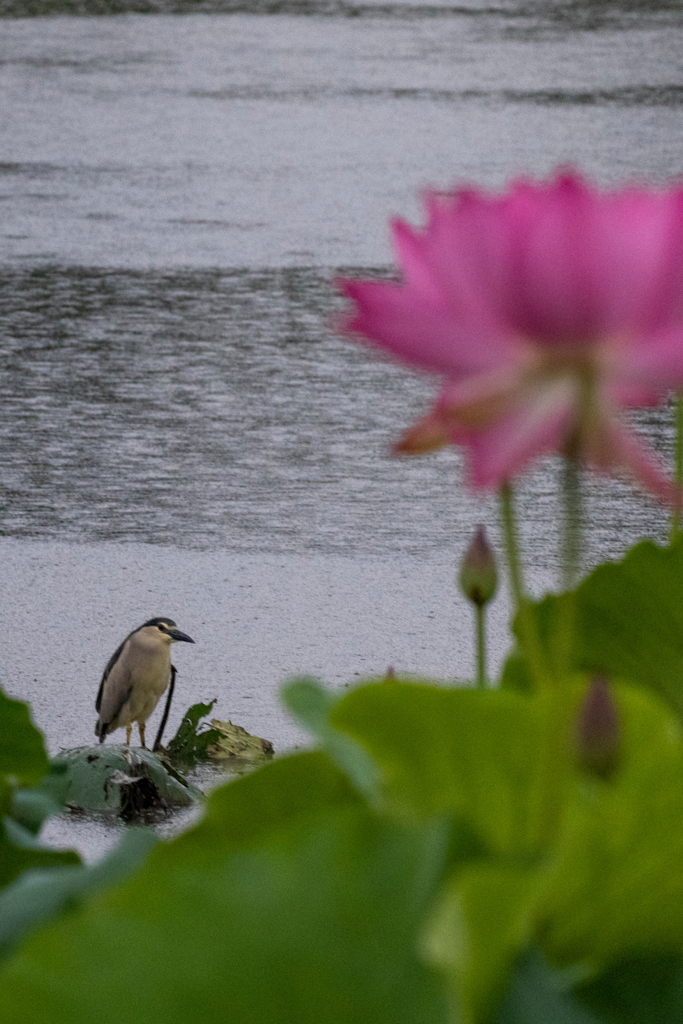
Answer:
[95, 617, 195, 747]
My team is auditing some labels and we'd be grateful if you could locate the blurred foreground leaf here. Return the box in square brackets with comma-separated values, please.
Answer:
[283, 677, 379, 800]
[494, 946, 683, 1024]
[540, 684, 683, 966]
[577, 953, 683, 1024]
[0, 686, 79, 890]
[0, 828, 157, 961]
[330, 681, 543, 856]
[493, 948, 602, 1024]
[509, 538, 683, 716]
[422, 863, 541, 1024]
[0, 687, 49, 788]
[0, 819, 80, 890]
[0, 750, 451, 1024]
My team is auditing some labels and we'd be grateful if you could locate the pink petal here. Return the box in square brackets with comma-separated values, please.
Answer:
[453, 173, 683, 345]
[464, 380, 576, 489]
[403, 191, 515, 334]
[338, 278, 518, 377]
[503, 174, 609, 342]
[393, 408, 452, 455]
[586, 418, 676, 504]
[593, 187, 683, 337]
[393, 367, 529, 455]
[615, 324, 683, 394]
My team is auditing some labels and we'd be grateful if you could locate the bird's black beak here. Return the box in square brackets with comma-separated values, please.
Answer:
[167, 628, 195, 643]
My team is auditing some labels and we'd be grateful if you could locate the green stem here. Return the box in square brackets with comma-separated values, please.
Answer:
[500, 482, 525, 611]
[671, 393, 683, 544]
[501, 484, 564, 850]
[475, 604, 486, 689]
[561, 455, 581, 592]
[499, 482, 550, 691]
[556, 454, 582, 681]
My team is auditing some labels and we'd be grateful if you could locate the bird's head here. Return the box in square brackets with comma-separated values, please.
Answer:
[140, 617, 195, 645]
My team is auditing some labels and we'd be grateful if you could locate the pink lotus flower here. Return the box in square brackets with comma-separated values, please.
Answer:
[339, 172, 683, 498]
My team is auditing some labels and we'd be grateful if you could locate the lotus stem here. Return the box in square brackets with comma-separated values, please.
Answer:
[499, 482, 551, 690]
[561, 454, 582, 591]
[671, 393, 683, 543]
[475, 603, 486, 689]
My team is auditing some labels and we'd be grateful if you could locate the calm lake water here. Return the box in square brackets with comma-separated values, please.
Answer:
[1, 0, 682, 855]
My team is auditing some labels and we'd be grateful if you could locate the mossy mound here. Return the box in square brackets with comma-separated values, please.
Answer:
[50, 746, 200, 818]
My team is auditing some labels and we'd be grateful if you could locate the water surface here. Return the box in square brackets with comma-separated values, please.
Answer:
[1, 1, 681, 855]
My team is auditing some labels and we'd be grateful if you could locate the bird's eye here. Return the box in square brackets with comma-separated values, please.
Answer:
[157, 624, 166, 632]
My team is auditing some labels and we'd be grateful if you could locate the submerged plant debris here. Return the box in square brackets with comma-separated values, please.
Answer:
[165, 701, 274, 766]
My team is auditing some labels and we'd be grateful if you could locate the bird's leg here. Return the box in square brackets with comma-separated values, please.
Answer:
[139, 722, 146, 748]
[126, 724, 132, 745]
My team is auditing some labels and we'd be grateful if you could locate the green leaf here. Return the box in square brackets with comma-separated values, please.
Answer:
[193, 748, 362, 849]
[573, 538, 683, 716]
[517, 538, 683, 716]
[10, 789, 63, 836]
[540, 684, 683, 967]
[577, 953, 683, 1023]
[0, 751, 450, 1024]
[0, 828, 157, 961]
[330, 681, 543, 856]
[165, 700, 222, 764]
[493, 948, 603, 1024]
[282, 677, 380, 800]
[0, 818, 80, 890]
[421, 864, 542, 1024]
[0, 687, 49, 787]
[499, 649, 533, 693]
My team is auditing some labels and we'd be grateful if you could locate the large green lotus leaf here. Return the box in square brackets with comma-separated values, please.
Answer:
[186, 748, 361, 849]
[0, 687, 49, 787]
[329, 681, 543, 856]
[421, 863, 542, 1024]
[513, 539, 683, 713]
[0, 750, 451, 1024]
[282, 677, 380, 800]
[0, 828, 157, 961]
[540, 684, 683, 967]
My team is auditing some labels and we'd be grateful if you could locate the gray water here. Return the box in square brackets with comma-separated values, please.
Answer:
[1, 1, 682, 856]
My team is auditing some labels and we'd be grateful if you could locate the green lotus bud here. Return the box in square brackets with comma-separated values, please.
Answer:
[576, 675, 621, 780]
[459, 525, 498, 607]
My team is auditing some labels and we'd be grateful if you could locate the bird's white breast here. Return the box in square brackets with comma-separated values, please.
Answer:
[125, 631, 172, 719]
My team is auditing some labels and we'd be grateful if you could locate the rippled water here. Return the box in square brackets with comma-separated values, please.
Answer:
[1, 1, 682, 854]
[0, 263, 672, 564]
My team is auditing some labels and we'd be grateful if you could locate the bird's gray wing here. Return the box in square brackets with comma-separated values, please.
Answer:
[97, 659, 134, 730]
[95, 632, 133, 712]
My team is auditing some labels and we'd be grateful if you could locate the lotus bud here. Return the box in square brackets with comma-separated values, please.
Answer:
[575, 675, 621, 780]
[459, 526, 498, 608]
